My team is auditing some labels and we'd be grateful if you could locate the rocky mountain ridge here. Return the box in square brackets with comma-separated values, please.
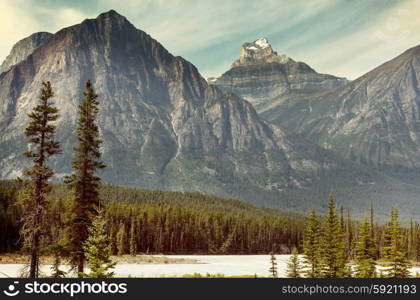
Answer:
[211, 38, 348, 105]
[259, 44, 420, 169]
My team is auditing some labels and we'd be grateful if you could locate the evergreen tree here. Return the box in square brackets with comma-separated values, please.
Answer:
[129, 219, 137, 256]
[109, 222, 118, 255]
[345, 209, 353, 259]
[65, 80, 105, 276]
[322, 193, 347, 278]
[83, 212, 116, 278]
[370, 202, 380, 259]
[286, 247, 302, 278]
[354, 218, 376, 278]
[219, 230, 235, 254]
[382, 208, 410, 278]
[408, 219, 415, 260]
[116, 224, 126, 256]
[416, 224, 420, 262]
[302, 210, 323, 277]
[21, 81, 60, 278]
[269, 252, 278, 278]
[49, 242, 68, 278]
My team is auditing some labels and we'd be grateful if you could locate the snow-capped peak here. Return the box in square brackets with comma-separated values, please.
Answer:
[244, 38, 272, 53]
[234, 37, 288, 67]
[254, 38, 270, 49]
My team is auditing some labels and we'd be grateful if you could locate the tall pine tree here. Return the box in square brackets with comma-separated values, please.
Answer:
[65, 80, 105, 276]
[286, 247, 302, 278]
[322, 193, 347, 278]
[269, 252, 278, 278]
[83, 212, 116, 278]
[302, 210, 323, 277]
[116, 224, 127, 256]
[382, 208, 410, 278]
[129, 219, 137, 256]
[21, 81, 60, 278]
[354, 218, 376, 278]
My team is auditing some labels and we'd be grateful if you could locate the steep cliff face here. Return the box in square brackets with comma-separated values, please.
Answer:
[211, 38, 347, 105]
[0, 32, 53, 74]
[261, 45, 420, 169]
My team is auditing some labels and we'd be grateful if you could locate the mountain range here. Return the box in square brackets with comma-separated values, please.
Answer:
[213, 38, 420, 171]
[0, 10, 419, 218]
[210, 38, 348, 106]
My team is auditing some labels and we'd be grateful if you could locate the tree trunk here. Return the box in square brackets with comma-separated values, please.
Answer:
[78, 254, 84, 277]
[29, 234, 39, 278]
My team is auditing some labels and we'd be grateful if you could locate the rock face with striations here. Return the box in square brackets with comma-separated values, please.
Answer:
[211, 38, 348, 105]
[0, 32, 53, 74]
[1, 11, 418, 216]
[260, 45, 420, 169]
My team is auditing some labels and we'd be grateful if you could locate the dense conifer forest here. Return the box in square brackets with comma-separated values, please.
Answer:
[0, 180, 305, 255]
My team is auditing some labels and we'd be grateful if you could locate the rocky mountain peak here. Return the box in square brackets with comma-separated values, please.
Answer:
[96, 9, 129, 23]
[0, 31, 53, 74]
[212, 38, 348, 104]
[233, 38, 288, 67]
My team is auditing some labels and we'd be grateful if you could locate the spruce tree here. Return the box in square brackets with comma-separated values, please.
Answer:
[345, 209, 353, 259]
[302, 210, 323, 277]
[416, 224, 420, 262]
[48, 239, 68, 278]
[354, 218, 376, 278]
[116, 225, 126, 256]
[370, 202, 380, 259]
[83, 212, 116, 278]
[382, 208, 410, 278]
[408, 219, 415, 261]
[65, 80, 105, 276]
[322, 193, 347, 278]
[286, 247, 302, 278]
[21, 81, 60, 278]
[129, 219, 137, 256]
[269, 252, 278, 278]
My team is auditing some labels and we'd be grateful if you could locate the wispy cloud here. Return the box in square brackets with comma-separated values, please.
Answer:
[283, 0, 420, 79]
[0, 0, 418, 79]
[0, 0, 91, 65]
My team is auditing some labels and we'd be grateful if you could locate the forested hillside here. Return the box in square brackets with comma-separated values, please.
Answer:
[0, 180, 305, 254]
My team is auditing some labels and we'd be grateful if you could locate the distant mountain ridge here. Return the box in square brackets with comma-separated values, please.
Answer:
[259, 44, 420, 169]
[211, 38, 348, 105]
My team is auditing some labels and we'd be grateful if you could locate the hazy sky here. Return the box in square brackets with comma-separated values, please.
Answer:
[1, 0, 419, 79]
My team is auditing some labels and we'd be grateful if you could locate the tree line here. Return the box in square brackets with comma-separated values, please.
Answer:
[0, 181, 304, 256]
[281, 194, 419, 278]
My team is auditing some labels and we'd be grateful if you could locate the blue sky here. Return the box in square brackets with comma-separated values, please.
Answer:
[1, 0, 419, 79]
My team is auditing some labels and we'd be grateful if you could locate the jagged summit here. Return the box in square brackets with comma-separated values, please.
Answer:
[233, 37, 288, 67]
[243, 38, 272, 52]
[212, 38, 347, 104]
[96, 9, 129, 21]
